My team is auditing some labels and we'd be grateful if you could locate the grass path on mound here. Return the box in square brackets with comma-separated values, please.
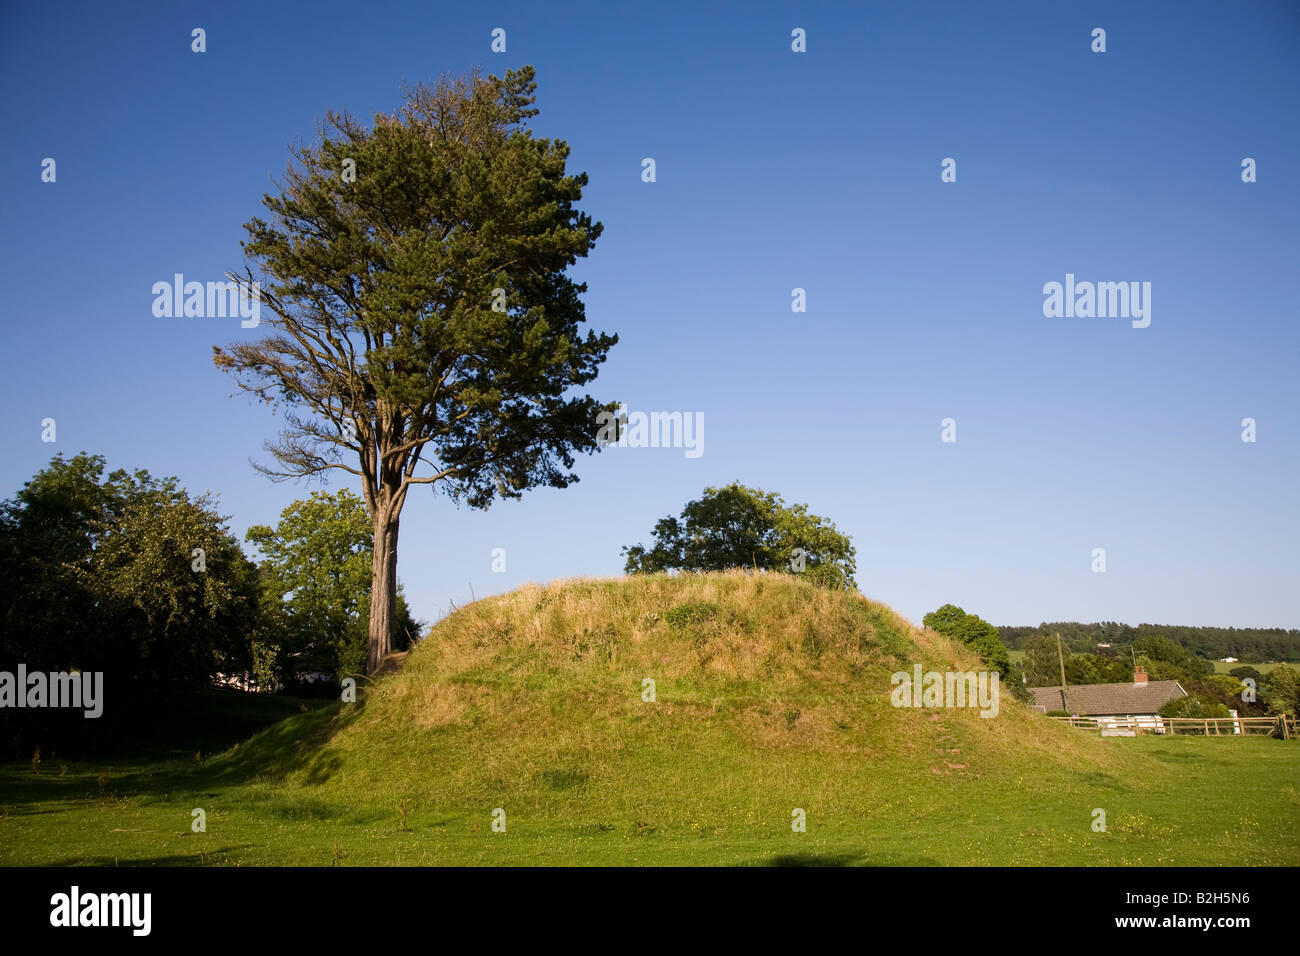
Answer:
[2, 735, 1296, 866]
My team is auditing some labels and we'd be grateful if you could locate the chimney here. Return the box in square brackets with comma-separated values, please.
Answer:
[1133, 667, 1148, 686]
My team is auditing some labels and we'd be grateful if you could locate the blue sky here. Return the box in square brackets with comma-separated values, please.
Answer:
[2, 0, 1297, 631]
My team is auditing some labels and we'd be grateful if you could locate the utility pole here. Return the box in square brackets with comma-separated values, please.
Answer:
[1056, 633, 1069, 713]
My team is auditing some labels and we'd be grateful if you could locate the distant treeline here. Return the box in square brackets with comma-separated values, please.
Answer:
[998, 621, 1300, 663]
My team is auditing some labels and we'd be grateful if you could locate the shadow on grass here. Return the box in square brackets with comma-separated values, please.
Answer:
[760, 849, 942, 866]
[1071, 770, 1130, 790]
[195, 695, 363, 789]
[1, 690, 366, 815]
[42, 846, 255, 867]
[0, 763, 205, 814]
[763, 852, 867, 867]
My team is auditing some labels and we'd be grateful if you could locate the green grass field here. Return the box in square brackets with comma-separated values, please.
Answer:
[4, 573, 1297, 866]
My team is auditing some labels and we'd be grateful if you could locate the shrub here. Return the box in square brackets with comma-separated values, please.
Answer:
[1159, 694, 1230, 719]
[664, 601, 720, 629]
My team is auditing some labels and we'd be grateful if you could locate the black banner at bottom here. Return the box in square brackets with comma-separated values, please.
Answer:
[0, 866, 1279, 942]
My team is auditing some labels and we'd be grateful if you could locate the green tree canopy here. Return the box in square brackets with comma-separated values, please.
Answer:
[1229, 665, 1264, 683]
[1021, 634, 1064, 686]
[0, 454, 260, 750]
[1023, 633, 1137, 687]
[1159, 694, 1231, 720]
[922, 604, 1021, 692]
[621, 482, 856, 589]
[1133, 635, 1213, 681]
[1066, 653, 1130, 686]
[0, 452, 111, 672]
[91, 476, 259, 687]
[1261, 664, 1299, 716]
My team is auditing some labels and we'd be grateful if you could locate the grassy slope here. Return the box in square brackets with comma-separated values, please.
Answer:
[2, 571, 1297, 866]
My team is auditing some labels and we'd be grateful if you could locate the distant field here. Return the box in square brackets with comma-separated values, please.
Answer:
[4, 574, 1297, 866]
[1212, 660, 1285, 675]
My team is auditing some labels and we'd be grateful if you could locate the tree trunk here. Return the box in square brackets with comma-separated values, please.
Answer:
[367, 509, 400, 673]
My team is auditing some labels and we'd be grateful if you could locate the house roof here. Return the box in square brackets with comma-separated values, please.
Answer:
[1030, 680, 1187, 716]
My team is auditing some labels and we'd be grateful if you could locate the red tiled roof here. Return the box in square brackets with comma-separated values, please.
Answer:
[1030, 680, 1187, 716]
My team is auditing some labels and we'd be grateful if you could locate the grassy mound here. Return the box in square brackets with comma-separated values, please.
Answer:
[209, 573, 1136, 838]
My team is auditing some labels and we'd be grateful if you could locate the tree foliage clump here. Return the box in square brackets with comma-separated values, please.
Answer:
[0, 454, 261, 750]
[1021, 634, 1132, 687]
[1158, 694, 1231, 720]
[622, 483, 856, 590]
[922, 603, 1031, 702]
[1260, 664, 1299, 716]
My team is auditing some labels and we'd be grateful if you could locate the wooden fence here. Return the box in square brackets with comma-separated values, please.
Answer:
[1048, 714, 1298, 738]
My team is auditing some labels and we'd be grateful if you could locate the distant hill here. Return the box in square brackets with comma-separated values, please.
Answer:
[997, 621, 1300, 663]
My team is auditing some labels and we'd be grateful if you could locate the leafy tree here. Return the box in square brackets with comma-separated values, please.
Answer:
[1134, 635, 1213, 681]
[0, 453, 111, 672]
[1159, 694, 1230, 720]
[0, 454, 260, 750]
[922, 603, 968, 638]
[1065, 653, 1129, 686]
[1020, 634, 1064, 687]
[215, 66, 616, 672]
[1199, 674, 1251, 710]
[243, 574, 290, 691]
[90, 479, 260, 688]
[921, 604, 1031, 701]
[621, 482, 856, 589]
[1229, 665, 1263, 683]
[247, 489, 421, 685]
[1, 454, 257, 685]
[1023, 634, 1134, 687]
[1261, 664, 1299, 716]
[923, 604, 1012, 676]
